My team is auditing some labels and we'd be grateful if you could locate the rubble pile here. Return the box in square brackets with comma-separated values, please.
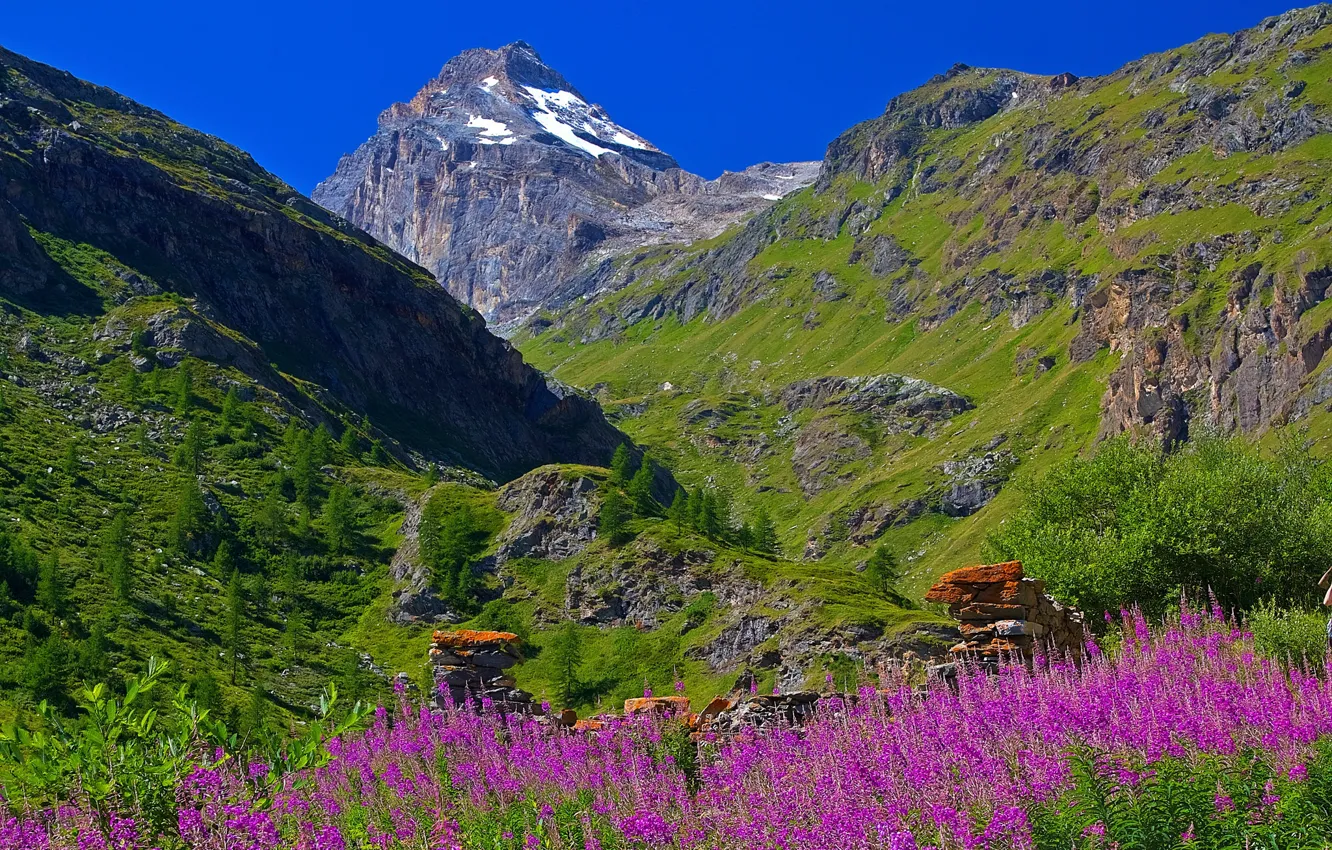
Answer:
[923, 561, 1085, 662]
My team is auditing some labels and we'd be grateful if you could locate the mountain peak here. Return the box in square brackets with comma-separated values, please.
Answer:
[377, 41, 667, 165]
[434, 40, 585, 102]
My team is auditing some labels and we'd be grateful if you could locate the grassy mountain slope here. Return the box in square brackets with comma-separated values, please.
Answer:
[517, 5, 1332, 600]
[0, 47, 636, 723]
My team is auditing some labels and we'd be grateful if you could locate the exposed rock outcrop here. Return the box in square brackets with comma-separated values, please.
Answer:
[313, 42, 816, 326]
[492, 466, 601, 565]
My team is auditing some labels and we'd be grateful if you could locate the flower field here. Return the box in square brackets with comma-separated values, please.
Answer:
[5, 605, 1332, 849]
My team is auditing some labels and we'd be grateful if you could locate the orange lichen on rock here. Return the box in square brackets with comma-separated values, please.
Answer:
[925, 561, 1085, 663]
[937, 560, 1024, 585]
[623, 696, 691, 716]
[431, 629, 520, 648]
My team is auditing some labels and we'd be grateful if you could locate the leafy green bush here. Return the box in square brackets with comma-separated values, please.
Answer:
[985, 436, 1332, 617]
[1247, 599, 1328, 663]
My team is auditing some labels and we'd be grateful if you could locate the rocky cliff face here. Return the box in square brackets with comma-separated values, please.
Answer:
[0, 45, 626, 481]
[313, 41, 817, 328]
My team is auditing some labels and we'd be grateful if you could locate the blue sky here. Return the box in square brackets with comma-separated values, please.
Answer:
[1, 1, 1296, 192]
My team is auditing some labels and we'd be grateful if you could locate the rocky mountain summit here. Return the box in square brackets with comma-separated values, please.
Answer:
[313, 41, 816, 327]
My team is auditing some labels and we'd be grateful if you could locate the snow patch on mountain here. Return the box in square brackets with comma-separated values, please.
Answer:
[521, 85, 655, 159]
[466, 115, 513, 137]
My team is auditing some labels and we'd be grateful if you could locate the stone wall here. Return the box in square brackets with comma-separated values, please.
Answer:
[430, 629, 538, 712]
[923, 560, 1085, 661]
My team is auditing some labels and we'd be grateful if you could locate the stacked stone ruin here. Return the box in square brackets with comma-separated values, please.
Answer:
[430, 629, 538, 712]
[923, 560, 1085, 662]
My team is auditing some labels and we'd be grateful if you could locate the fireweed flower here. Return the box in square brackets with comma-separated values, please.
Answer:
[6, 602, 1332, 849]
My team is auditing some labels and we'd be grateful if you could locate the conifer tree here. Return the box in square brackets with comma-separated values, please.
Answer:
[291, 430, 316, 508]
[698, 490, 722, 539]
[368, 439, 389, 465]
[213, 537, 236, 577]
[173, 362, 193, 415]
[283, 609, 308, 665]
[255, 486, 288, 548]
[667, 489, 690, 532]
[226, 568, 245, 684]
[311, 424, 333, 467]
[101, 512, 133, 601]
[62, 440, 80, 480]
[688, 486, 706, 531]
[599, 488, 631, 546]
[221, 386, 244, 429]
[36, 551, 66, 615]
[339, 422, 359, 455]
[752, 507, 779, 555]
[864, 544, 901, 599]
[737, 521, 755, 551]
[174, 419, 205, 474]
[628, 459, 657, 516]
[609, 444, 633, 487]
[549, 621, 584, 708]
[323, 483, 356, 554]
[171, 480, 209, 554]
[191, 670, 222, 714]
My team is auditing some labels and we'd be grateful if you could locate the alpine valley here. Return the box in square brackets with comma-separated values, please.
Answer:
[3, 3, 1332, 728]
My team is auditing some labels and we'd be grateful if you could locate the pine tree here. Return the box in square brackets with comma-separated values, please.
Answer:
[213, 537, 236, 577]
[255, 487, 288, 548]
[368, 439, 389, 465]
[752, 507, 779, 554]
[221, 386, 243, 429]
[241, 688, 268, 735]
[599, 488, 631, 546]
[667, 489, 690, 532]
[173, 362, 193, 415]
[226, 568, 245, 684]
[36, 551, 66, 615]
[628, 459, 657, 517]
[323, 483, 356, 554]
[76, 621, 110, 682]
[688, 486, 706, 531]
[339, 422, 359, 456]
[311, 424, 333, 467]
[282, 609, 308, 665]
[609, 444, 634, 487]
[62, 440, 80, 480]
[420, 502, 481, 604]
[174, 418, 205, 473]
[864, 544, 901, 599]
[101, 512, 133, 601]
[120, 367, 142, 401]
[274, 552, 301, 610]
[736, 521, 754, 551]
[698, 490, 722, 539]
[171, 480, 209, 554]
[549, 621, 584, 708]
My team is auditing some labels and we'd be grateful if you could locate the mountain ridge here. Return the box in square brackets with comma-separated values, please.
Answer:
[515, 3, 1332, 596]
